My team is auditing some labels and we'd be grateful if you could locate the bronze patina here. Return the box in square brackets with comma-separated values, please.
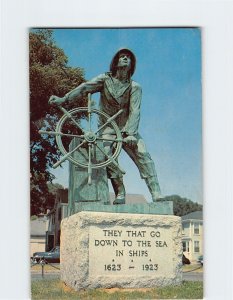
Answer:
[48, 48, 162, 204]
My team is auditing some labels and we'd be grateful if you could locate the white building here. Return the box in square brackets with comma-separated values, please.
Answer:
[30, 215, 48, 256]
[181, 211, 203, 262]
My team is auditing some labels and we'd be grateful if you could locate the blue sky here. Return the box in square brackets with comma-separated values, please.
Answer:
[51, 28, 202, 204]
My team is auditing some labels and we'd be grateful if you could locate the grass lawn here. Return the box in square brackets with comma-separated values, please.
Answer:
[31, 279, 203, 299]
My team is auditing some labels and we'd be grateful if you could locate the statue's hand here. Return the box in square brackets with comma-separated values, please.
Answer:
[123, 135, 137, 148]
[49, 95, 65, 106]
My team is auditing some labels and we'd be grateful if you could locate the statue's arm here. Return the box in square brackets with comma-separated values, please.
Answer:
[49, 73, 106, 105]
[122, 82, 142, 136]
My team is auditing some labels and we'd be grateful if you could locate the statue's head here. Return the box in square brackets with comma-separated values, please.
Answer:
[110, 48, 136, 76]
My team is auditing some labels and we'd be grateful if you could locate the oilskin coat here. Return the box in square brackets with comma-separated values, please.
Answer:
[65, 72, 140, 136]
[65, 72, 158, 180]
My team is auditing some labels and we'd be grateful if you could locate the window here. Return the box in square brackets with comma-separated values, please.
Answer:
[182, 225, 185, 234]
[182, 222, 189, 235]
[182, 242, 185, 251]
[194, 241, 200, 252]
[182, 241, 190, 252]
[194, 223, 200, 234]
[62, 206, 68, 218]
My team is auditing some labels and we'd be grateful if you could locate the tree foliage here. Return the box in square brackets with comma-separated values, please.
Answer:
[47, 182, 64, 196]
[30, 29, 86, 215]
[159, 195, 202, 216]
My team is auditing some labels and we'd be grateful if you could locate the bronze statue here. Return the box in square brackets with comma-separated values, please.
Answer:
[49, 48, 162, 204]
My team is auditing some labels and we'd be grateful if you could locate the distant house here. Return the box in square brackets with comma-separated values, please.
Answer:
[181, 211, 203, 262]
[30, 215, 48, 256]
[46, 188, 68, 251]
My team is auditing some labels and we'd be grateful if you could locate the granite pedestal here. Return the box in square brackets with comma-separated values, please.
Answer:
[60, 209, 182, 290]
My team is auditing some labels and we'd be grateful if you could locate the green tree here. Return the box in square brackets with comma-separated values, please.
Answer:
[30, 29, 86, 215]
[47, 182, 64, 196]
[159, 195, 202, 216]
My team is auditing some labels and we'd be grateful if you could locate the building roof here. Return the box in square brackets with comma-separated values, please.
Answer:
[109, 193, 147, 204]
[56, 189, 68, 204]
[181, 210, 203, 221]
[30, 218, 48, 236]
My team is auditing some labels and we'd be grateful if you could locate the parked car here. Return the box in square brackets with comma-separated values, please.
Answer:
[182, 254, 191, 265]
[197, 255, 203, 265]
[32, 246, 60, 263]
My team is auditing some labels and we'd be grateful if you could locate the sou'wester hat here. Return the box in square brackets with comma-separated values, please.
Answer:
[110, 48, 136, 76]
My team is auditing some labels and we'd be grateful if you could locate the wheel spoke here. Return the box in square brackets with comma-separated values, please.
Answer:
[59, 106, 84, 134]
[39, 130, 84, 139]
[96, 136, 123, 142]
[53, 140, 86, 168]
[88, 144, 92, 185]
[95, 109, 123, 135]
[95, 143, 125, 174]
[88, 93, 92, 132]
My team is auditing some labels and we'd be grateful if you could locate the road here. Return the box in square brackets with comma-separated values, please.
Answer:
[31, 270, 203, 282]
[183, 271, 203, 281]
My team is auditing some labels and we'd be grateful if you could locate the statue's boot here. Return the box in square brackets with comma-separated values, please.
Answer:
[111, 178, 126, 205]
[145, 176, 162, 202]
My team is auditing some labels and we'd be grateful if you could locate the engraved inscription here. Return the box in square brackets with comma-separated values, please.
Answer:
[89, 226, 173, 277]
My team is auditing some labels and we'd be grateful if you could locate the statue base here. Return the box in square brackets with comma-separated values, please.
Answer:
[73, 200, 173, 215]
[60, 210, 182, 290]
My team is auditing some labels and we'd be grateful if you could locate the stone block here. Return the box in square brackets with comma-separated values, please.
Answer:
[61, 211, 182, 290]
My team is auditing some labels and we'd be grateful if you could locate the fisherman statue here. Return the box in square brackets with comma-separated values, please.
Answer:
[49, 48, 162, 205]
